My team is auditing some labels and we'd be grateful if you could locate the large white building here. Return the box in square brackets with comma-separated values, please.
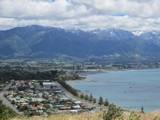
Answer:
[42, 82, 57, 89]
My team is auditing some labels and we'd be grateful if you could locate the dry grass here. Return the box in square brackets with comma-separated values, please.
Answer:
[10, 112, 160, 120]
[122, 111, 160, 120]
[11, 112, 103, 120]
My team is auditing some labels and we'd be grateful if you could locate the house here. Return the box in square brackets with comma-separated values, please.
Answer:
[42, 82, 58, 88]
[72, 105, 81, 109]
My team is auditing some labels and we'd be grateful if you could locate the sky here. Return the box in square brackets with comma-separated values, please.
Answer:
[0, 0, 160, 32]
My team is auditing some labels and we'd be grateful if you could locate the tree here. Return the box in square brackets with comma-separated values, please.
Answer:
[98, 96, 103, 105]
[104, 99, 109, 106]
[80, 93, 84, 99]
[89, 94, 93, 102]
[93, 98, 96, 103]
[84, 94, 89, 100]
[141, 107, 144, 113]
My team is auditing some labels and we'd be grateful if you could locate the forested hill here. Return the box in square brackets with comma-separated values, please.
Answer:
[0, 25, 160, 60]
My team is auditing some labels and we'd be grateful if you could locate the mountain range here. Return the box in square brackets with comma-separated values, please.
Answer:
[0, 25, 160, 61]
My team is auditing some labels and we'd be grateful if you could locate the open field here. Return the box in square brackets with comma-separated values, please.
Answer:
[10, 112, 160, 120]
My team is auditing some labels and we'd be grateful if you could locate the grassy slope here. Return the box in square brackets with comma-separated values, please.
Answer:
[10, 112, 160, 120]
[11, 113, 102, 120]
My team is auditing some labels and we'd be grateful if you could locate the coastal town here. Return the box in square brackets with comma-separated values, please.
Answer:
[1, 80, 94, 116]
[0, 59, 159, 119]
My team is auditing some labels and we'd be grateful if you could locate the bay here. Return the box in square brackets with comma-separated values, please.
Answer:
[67, 69, 160, 112]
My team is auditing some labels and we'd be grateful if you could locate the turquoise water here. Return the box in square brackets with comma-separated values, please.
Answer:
[67, 69, 160, 112]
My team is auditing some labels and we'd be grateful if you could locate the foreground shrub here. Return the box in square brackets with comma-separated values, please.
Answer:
[103, 104, 123, 120]
[128, 112, 141, 120]
[0, 101, 16, 120]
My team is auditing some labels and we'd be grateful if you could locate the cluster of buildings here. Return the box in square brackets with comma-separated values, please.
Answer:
[5, 80, 91, 116]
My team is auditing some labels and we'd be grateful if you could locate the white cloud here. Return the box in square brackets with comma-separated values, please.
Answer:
[0, 0, 160, 31]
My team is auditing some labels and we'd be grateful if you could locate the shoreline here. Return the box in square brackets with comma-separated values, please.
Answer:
[81, 67, 160, 73]
[68, 68, 160, 113]
[78, 67, 160, 78]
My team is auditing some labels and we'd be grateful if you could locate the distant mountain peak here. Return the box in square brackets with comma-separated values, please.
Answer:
[132, 30, 145, 36]
[0, 25, 160, 60]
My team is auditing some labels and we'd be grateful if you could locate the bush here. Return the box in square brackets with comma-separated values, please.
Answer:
[0, 101, 16, 120]
[103, 104, 123, 120]
[128, 112, 141, 120]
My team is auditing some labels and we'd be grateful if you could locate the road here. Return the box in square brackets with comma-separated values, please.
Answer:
[57, 82, 101, 112]
[0, 83, 23, 115]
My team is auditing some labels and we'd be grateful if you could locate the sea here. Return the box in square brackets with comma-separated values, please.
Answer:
[67, 69, 160, 112]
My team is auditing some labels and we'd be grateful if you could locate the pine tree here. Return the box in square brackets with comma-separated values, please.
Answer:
[98, 96, 103, 105]
[93, 98, 96, 103]
[80, 93, 84, 99]
[104, 98, 109, 106]
[84, 94, 89, 100]
[89, 94, 93, 102]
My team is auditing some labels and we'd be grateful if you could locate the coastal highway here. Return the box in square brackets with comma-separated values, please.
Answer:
[57, 82, 101, 112]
